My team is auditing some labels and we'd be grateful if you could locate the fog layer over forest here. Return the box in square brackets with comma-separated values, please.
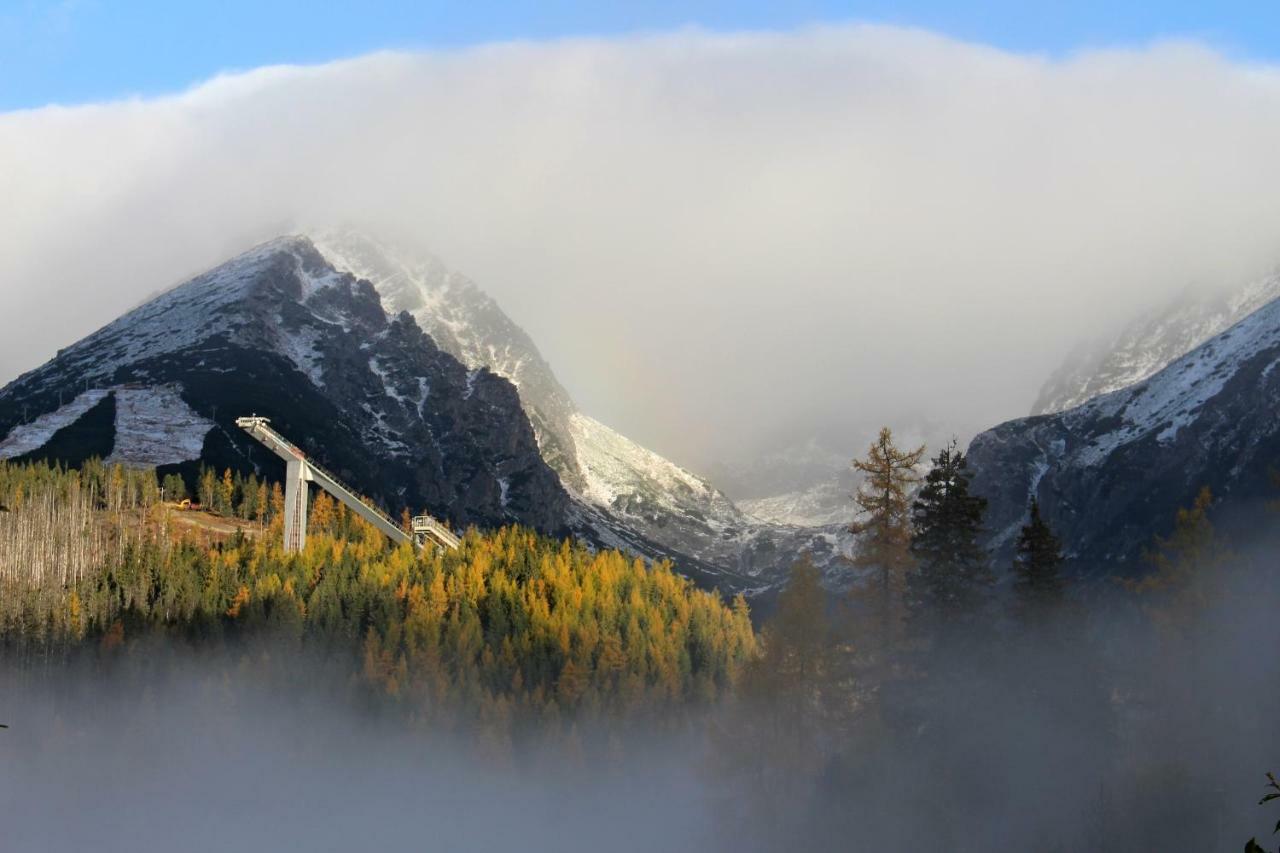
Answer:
[3, 530, 1276, 852]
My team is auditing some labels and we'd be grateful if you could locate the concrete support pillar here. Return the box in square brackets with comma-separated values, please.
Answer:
[284, 459, 309, 553]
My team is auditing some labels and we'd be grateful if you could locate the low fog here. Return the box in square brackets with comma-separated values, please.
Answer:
[0, 641, 718, 853]
[2, 534, 1277, 851]
[5, 25, 1280, 471]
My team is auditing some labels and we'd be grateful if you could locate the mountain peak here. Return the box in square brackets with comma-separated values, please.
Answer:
[0, 235, 570, 532]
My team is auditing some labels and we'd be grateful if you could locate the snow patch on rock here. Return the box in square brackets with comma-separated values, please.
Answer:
[107, 385, 214, 467]
[0, 389, 111, 459]
[276, 324, 326, 387]
[740, 480, 851, 528]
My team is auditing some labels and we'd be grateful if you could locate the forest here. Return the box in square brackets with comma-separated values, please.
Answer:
[0, 443, 1277, 852]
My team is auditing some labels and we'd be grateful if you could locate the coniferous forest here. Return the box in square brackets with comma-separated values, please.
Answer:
[1, 447, 1276, 852]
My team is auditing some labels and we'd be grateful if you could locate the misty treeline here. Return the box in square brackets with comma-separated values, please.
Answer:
[0, 459, 755, 753]
[710, 427, 1280, 852]
[2, 450, 1278, 851]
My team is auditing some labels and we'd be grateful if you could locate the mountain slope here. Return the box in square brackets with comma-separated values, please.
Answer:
[309, 230, 847, 589]
[0, 237, 568, 531]
[1033, 270, 1280, 415]
[309, 230, 586, 490]
[0, 230, 850, 595]
[970, 290, 1280, 571]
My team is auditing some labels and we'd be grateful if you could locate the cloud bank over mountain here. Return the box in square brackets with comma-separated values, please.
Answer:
[4, 25, 1280, 470]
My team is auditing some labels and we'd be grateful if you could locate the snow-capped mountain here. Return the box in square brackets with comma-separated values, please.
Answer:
[0, 237, 568, 531]
[970, 287, 1280, 572]
[1032, 269, 1280, 415]
[309, 230, 849, 588]
[0, 231, 844, 595]
[309, 230, 586, 491]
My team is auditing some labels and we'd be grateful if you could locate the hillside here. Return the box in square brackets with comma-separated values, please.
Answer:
[969, 288, 1280, 570]
[0, 459, 757, 726]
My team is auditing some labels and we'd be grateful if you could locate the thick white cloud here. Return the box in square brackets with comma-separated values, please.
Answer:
[3, 26, 1280, 471]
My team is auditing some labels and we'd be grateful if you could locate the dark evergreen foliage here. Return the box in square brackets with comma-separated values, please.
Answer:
[1012, 497, 1066, 620]
[905, 441, 992, 640]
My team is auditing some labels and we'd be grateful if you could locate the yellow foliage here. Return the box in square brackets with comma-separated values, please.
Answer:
[226, 585, 251, 618]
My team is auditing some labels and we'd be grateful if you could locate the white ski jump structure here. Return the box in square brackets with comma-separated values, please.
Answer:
[235, 416, 461, 553]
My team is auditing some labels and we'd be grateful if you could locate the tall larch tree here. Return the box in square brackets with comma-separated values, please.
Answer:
[1129, 486, 1230, 637]
[849, 427, 925, 647]
[906, 441, 992, 643]
[724, 555, 835, 806]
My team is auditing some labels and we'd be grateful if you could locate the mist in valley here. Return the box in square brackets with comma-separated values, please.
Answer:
[3, 520, 1276, 853]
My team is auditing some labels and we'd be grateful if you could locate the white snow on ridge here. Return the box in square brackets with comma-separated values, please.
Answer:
[0, 389, 111, 459]
[309, 230, 542, 392]
[1065, 292, 1280, 464]
[46, 238, 306, 389]
[1036, 269, 1280, 415]
[569, 413, 746, 527]
[740, 481, 851, 528]
[106, 385, 214, 467]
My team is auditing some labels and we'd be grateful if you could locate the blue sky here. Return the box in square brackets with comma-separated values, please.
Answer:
[2, 0, 1277, 111]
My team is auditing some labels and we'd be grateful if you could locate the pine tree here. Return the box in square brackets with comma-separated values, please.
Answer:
[269, 482, 285, 520]
[160, 473, 187, 503]
[218, 469, 235, 515]
[1012, 497, 1065, 621]
[733, 556, 833, 782]
[768, 555, 830, 693]
[254, 480, 269, 524]
[235, 473, 255, 519]
[906, 442, 992, 642]
[198, 467, 217, 510]
[310, 490, 336, 533]
[849, 427, 925, 645]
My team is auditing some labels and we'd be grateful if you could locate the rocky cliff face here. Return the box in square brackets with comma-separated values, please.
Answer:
[309, 230, 587, 492]
[970, 291, 1280, 573]
[0, 237, 569, 532]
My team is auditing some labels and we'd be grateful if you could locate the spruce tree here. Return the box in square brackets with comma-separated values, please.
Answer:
[906, 441, 991, 642]
[849, 427, 925, 645]
[1012, 497, 1065, 620]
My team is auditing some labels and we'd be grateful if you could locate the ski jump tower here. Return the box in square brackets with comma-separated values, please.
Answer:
[235, 416, 461, 553]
